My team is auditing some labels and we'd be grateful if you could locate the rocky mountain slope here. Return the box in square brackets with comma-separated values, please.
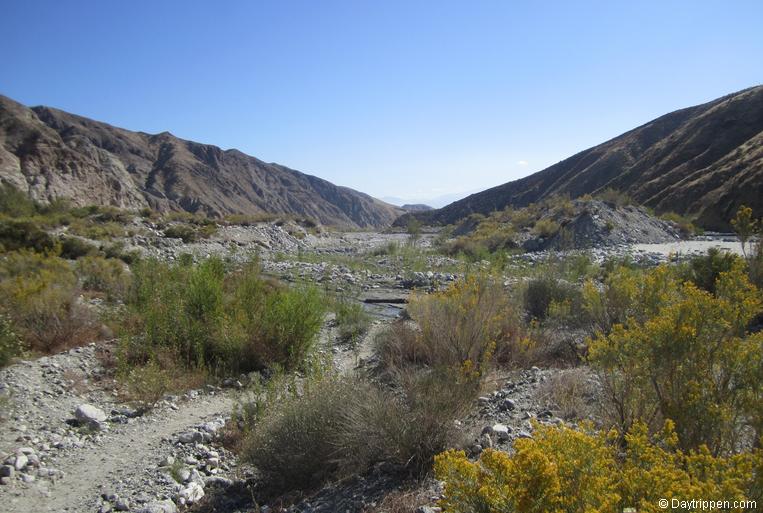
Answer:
[0, 95, 402, 228]
[401, 85, 763, 230]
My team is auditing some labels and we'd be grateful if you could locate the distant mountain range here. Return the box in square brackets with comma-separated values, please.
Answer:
[0, 95, 402, 228]
[399, 86, 763, 231]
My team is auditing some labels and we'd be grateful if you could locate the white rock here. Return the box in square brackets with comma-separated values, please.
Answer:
[491, 423, 511, 441]
[74, 404, 107, 427]
[178, 481, 204, 504]
[14, 454, 28, 470]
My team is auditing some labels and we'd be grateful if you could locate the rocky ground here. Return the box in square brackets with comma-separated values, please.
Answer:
[0, 218, 744, 512]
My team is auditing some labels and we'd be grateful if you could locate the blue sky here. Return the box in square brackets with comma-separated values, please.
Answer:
[2, 1, 762, 206]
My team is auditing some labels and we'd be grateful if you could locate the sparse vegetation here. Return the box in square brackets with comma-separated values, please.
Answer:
[0, 313, 25, 367]
[333, 298, 371, 345]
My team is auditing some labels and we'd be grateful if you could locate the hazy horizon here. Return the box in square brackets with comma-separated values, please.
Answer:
[2, 1, 762, 204]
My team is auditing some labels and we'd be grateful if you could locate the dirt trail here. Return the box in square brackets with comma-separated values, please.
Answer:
[3, 392, 235, 513]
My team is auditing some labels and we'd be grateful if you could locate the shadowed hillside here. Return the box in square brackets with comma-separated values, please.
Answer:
[0, 95, 402, 228]
[398, 86, 763, 230]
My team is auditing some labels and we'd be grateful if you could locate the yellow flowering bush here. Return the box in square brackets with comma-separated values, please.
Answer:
[434, 422, 762, 513]
[588, 263, 762, 452]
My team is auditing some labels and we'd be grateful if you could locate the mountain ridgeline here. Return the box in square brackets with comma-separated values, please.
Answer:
[0, 95, 402, 228]
[398, 86, 763, 231]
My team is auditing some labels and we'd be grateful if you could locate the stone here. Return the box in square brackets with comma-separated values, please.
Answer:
[416, 507, 442, 513]
[500, 398, 516, 411]
[99, 503, 114, 513]
[0, 465, 14, 478]
[491, 423, 511, 441]
[178, 481, 204, 504]
[177, 467, 191, 483]
[115, 498, 131, 511]
[14, 454, 28, 470]
[74, 404, 107, 428]
[159, 455, 174, 467]
[176, 431, 203, 444]
[0, 476, 10, 486]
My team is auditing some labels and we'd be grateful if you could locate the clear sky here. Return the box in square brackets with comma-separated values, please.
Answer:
[2, 1, 762, 206]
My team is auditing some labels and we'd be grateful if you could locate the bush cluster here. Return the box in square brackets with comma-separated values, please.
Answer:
[588, 263, 762, 453]
[121, 258, 325, 375]
[0, 250, 98, 353]
[435, 421, 761, 513]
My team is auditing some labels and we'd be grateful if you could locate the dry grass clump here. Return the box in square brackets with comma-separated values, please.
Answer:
[242, 367, 474, 498]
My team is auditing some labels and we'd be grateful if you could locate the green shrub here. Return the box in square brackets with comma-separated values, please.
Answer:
[678, 247, 741, 294]
[58, 236, 98, 259]
[0, 314, 25, 367]
[532, 218, 560, 238]
[0, 219, 55, 253]
[595, 188, 634, 207]
[524, 276, 580, 321]
[0, 183, 38, 217]
[660, 211, 697, 236]
[334, 299, 370, 345]
[123, 258, 325, 375]
[230, 273, 325, 370]
[123, 257, 226, 369]
[163, 223, 217, 242]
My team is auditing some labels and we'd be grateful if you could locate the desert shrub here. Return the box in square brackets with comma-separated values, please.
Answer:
[379, 275, 522, 370]
[588, 263, 763, 453]
[532, 218, 560, 238]
[370, 240, 401, 256]
[244, 366, 474, 496]
[0, 250, 98, 353]
[121, 354, 207, 407]
[0, 314, 25, 367]
[678, 247, 741, 294]
[76, 255, 130, 301]
[334, 299, 371, 345]
[243, 372, 358, 494]
[122, 257, 226, 369]
[523, 276, 580, 321]
[660, 211, 697, 236]
[536, 367, 598, 421]
[67, 219, 127, 240]
[58, 235, 98, 259]
[123, 258, 325, 374]
[0, 183, 38, 217]
[595, 188, 634, 207]
[229, 270, 325, 371]
[0, 219, 55, 253]
[434, 421, 761, 513]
